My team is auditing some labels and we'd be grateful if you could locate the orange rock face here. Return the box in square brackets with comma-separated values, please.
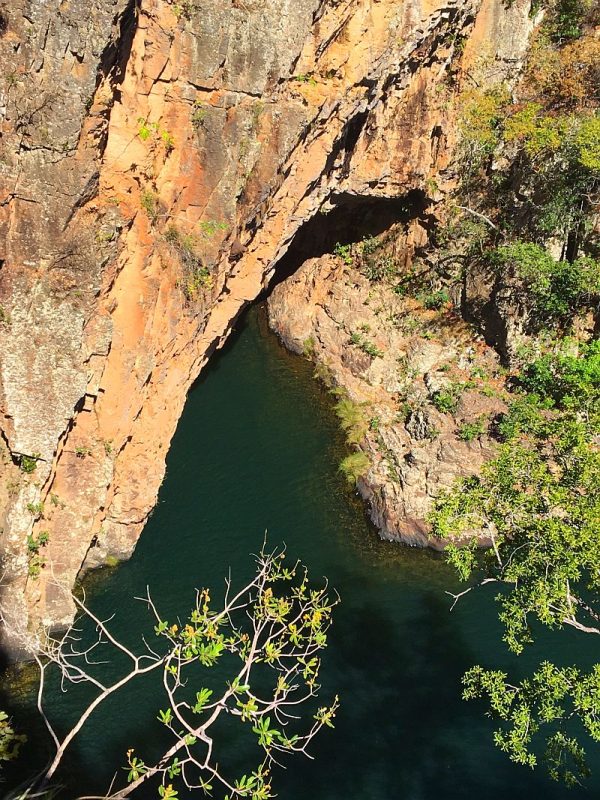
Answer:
[0, 0, 535, 651]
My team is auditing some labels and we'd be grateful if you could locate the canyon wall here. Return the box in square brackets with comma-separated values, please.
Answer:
[0, 0, 535, 652]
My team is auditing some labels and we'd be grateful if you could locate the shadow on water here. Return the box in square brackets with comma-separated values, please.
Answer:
[296, 593, 476, 799]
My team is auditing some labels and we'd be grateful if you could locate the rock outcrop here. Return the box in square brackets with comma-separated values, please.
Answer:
[0, 0, 536, 651]
[268, 242, 507, 546]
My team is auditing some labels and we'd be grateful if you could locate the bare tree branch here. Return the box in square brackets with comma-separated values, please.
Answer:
[5, 547, 339, 800]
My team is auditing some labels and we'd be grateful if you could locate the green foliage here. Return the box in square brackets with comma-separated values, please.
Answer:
[141, 189, 159, 221]
[293, 73, 317, 86]
[96, 228, 117, 245]
[172, 1, 196, 19]
[28, 555, 45, 579]
[160, 130, 175, 152]
[432, 408, 600, 649]
[508, 110, 599, 242]
[574, 114, 600, 172]
[492, 240, 554, 281]
[445, 12, 600, 784]
[503, 103, 567, 158]
[432, 336, 600, 650]
[431, 384, 462, 414]
[302, 336, 316, 357]
[333, 242, 353, 266]
[334, 396, 368, 444]
[250, 101, 265, 132]
[191, 103, 208, 128]
[457, 87, 509, 172]
[455, 31, 598, 246]
[495, 394, 549, 441]
[137, 118, 154, 141]
[198, 219, 228, 237]
[165, 225, 212, 301]
[463, 663, 600, 786]
[431, 331, 600, 782]
[192, 688, 213, 714]
[349, 331, 384, 358]
[187, 265, 213, 297]
[359, 235, 381, 257]
[361, 254, 398, 283]
[518, 338, 600, 417]
[20, 453, 40, 474]
[542, 0, 593, 42]
[544, 255, 600, 318]
[27, 531, 49, 579]
[457, 417, 487, 442]
[126, 751, 147, 782]
[503, 106, 600, 177]
[145, 549, 339, 797]
[27, 549, 338, 798]
[339, 451, 370, 485]
[312, 360, 333, 387]
[357, 237, 399, 282]
[164, 224, 187, 248]
[491, 242, 600, 325]
[418, 289, 451, 310]
[137, 118, 175, 152]
[0, 711, 26, 764]
[334, 392, 371, 484]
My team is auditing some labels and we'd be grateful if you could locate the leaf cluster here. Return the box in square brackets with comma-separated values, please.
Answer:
[0, 711, 26, 763]
[431, 333, 600, 780]
[164, 225, 213, 302]
[339, 451, 370, 485]
[143, 548, 339, 799]
[490, 242, 600, 327]
[334, 396, 369, 445]
[431, 383, 463, 414]
[463, 662, 600, 786]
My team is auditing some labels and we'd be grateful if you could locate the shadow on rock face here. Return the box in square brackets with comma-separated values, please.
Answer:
[268, 189, 431, 289]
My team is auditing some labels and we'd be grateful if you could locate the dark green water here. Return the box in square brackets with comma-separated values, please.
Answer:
[5, 306, 599, 798]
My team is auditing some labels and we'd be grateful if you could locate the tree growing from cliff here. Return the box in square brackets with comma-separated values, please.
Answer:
[430, 343, 600, 786]
[10, 546, 339, 800]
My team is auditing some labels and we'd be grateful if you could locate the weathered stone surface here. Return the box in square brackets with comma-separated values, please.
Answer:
[268, 249, 507, 546]
[0, 0, 535, 652]
[0, 0, 133, 651]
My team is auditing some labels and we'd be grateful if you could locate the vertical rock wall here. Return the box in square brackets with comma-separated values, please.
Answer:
[0, 0, 534, 652]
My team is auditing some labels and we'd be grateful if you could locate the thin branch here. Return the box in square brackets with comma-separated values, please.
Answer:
[445, 577, 499, 611]
[455, 205, 499, 231]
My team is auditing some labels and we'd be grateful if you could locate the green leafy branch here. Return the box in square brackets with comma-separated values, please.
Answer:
[21, 547, 339, 800]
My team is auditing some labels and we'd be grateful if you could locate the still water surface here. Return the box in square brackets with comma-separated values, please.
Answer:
[6, 306, 599, 798]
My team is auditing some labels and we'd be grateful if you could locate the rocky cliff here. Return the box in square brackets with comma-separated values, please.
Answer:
[268, 244, 508, 547]
[0, 0, 536, 652]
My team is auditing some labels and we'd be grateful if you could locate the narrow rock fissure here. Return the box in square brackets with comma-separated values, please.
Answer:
[98, 0, 139, 94]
